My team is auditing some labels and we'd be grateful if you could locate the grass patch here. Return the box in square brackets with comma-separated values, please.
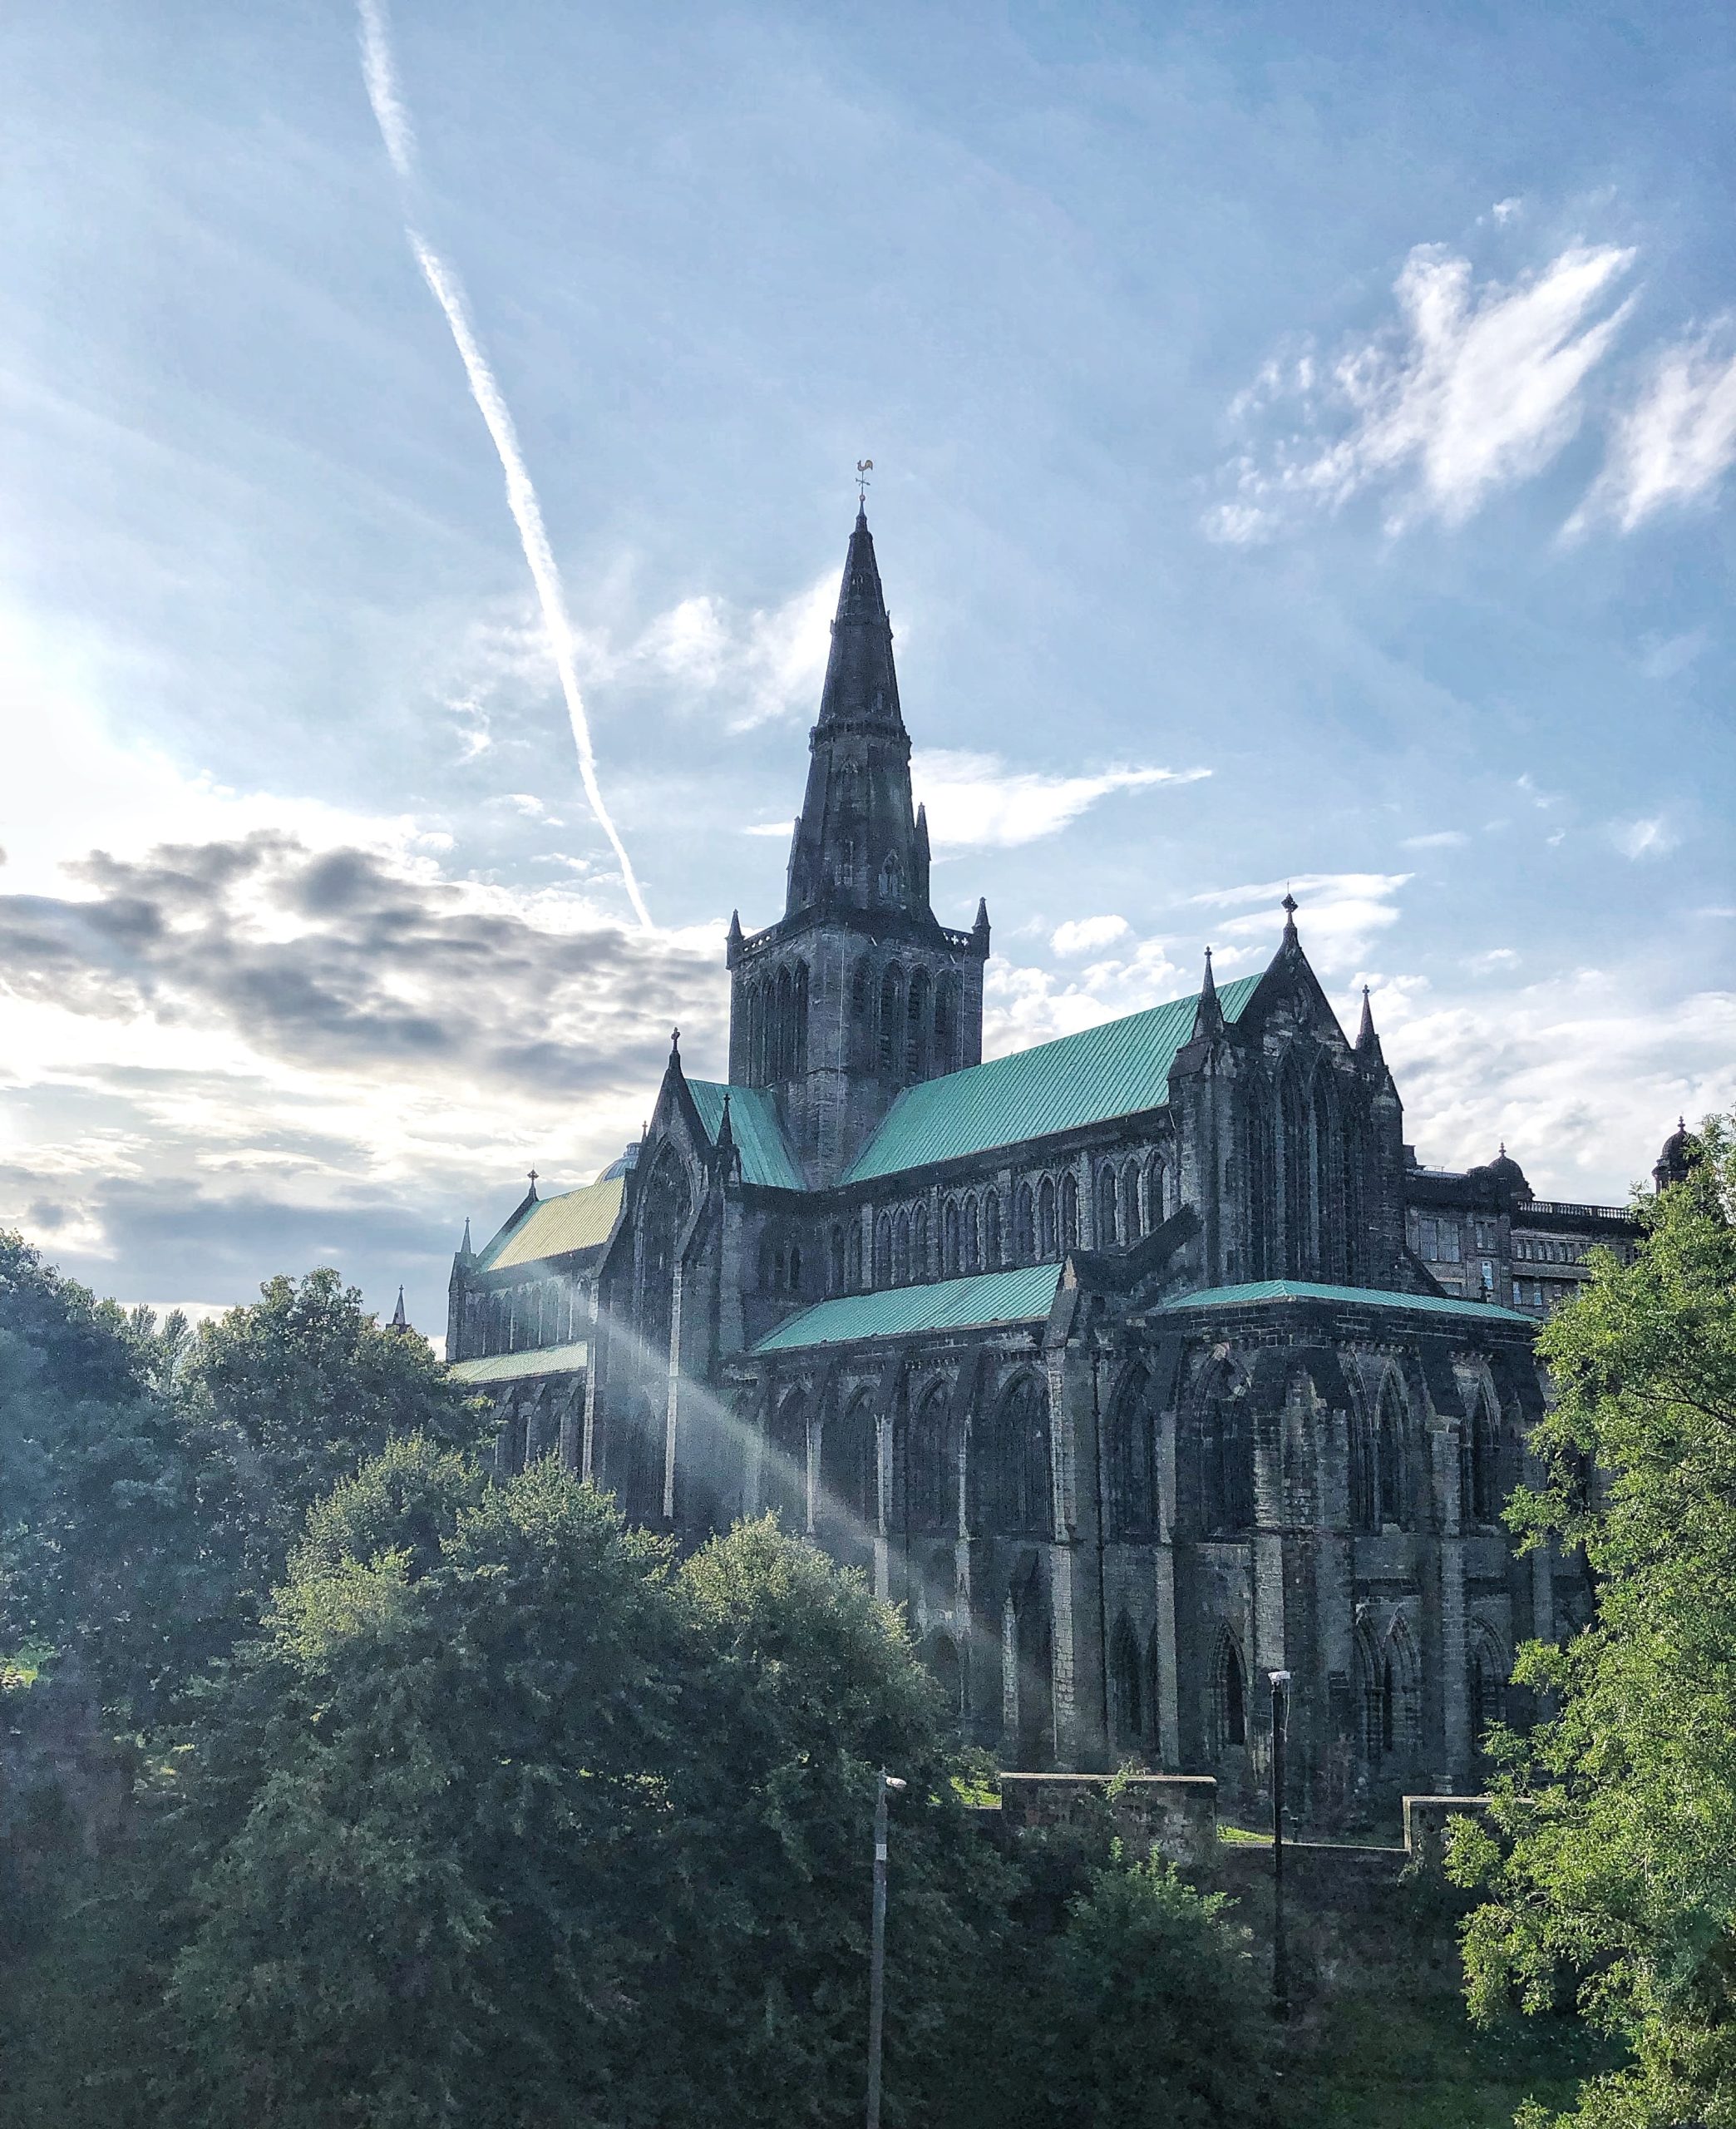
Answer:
[1217, 1822, 1272, 1845]
[1272, 1993, 1625, 2129]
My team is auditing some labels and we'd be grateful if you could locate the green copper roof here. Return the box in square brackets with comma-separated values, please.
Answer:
[447, 1339, 589, 1386]
[1152, 1281, 1531, 1326]
[751, 1263, 1063, 1354]
[688, 1079, 806, 1191]
[482, 1178, 623, 1271]
[843, 975, 1260, 1184]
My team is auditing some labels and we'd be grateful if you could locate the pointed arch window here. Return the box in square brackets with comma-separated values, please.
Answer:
[911, 1204, 929, 1282]
[941, 1198, 960, 1277]
[983, 1374, 1052, 1538]
[1378, 1377, 1408, 1527]
[962, 1193, 981, 1275]
[1216, 1638, 1247, 1751]
[905, 1380, 959, 1534]
[873, 1213, 892, 1289]
[935, 976, 959, 1072]
[892, 1209, 910, 1288]
[767, 1389, 808, 1531]
[1350, 1410, 1377, 1532]
[851, 961, 872, 1069]
[1199, 1377, 1255, 1534]
[828, 1223, 846, 1296]
[1464, 1391, 1501, 1525]
[905, 969, 930, 1082]
[1110, 1615, 1145, 1751]
[1146, 1153, 1167, 1232]
[817, 1389, 878, 1566]
[1038, 1177, 1058, 1258]
[1106, 1365, 1159, 1540]
[1014, 1183, 1035, 1264]
[984, 1190, 1003, 1271]
[847, 1221, 863, 1292]
[1061, 1172, 1079, 1252]
[879, 966, 904, 1074]
[1121, 1162, 1142, 1244]
[1096, 1166, 1118, 1247]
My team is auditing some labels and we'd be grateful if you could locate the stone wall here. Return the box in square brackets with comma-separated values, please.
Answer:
[999, 1771, 1219, 1866]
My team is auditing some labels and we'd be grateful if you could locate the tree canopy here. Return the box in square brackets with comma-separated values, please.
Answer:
[0, 1242, 484, 1730]
[1452, 1116, 1736, 2129]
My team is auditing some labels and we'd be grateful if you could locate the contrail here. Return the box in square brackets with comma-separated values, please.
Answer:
[357, 0, 653, 928]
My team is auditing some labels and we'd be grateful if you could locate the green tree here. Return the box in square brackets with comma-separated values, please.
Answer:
[32, 1467, 1002, 2128]
[0, 1232, 235, 1723]
[1452, 1116, 1736, 2128]
[1045, 1849, 1270, 2129]
[0, 1245, 484, 1732]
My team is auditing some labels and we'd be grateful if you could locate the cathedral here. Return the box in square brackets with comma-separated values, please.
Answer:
[445, 505, 1660, 1829]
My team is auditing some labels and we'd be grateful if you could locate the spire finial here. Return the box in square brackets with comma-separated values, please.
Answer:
[670, 1025, 681, 1062]
[527, 1168, 539, 1196]
[1195, 944, 1223, 1035]
[1281, 891, 1299, 946]
[1357, 983, 1377, 1051]
[856, 457, 873, 516]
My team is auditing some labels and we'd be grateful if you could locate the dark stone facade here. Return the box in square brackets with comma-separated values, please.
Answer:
[445, 506, 1663, 1830]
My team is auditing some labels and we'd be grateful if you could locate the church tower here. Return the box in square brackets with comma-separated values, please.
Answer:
[727, 505, 989, 1182]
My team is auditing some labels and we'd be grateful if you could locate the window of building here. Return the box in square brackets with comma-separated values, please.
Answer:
[984, 1189, 1004, 1270]
[1096, 1165, 1117, 1247]
[1060, 1172, 1079, 1252]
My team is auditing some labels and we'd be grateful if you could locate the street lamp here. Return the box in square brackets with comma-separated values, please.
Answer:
[1268, 1670, 1291, 2021]
[866, 1769, 906, 2129]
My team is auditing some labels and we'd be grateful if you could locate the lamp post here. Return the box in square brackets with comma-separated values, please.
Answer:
[866, 1769, 906, 2129]
[1268, 1669, 1291, 2021]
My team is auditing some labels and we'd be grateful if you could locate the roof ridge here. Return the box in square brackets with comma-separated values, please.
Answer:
[943, 972, 1262, 1080]
[844, 974, 1262, 1185]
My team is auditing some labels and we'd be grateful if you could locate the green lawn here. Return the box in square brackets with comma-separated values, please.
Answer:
[1271, 1995, 1623, 2129]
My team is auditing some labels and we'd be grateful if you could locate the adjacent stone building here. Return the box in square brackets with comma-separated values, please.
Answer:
[446, 506, 1664, 1830]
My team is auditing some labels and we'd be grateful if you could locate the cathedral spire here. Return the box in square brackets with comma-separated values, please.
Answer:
[391, 1285, 409, 1332]
[816, 504, 903, 733]
[1357, 984, 1378, 1052]
[784, 504, 927, 921]
[1193, 946, 1223, 1036]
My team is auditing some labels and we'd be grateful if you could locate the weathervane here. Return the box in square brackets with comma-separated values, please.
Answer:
[856, 457, 874, 504]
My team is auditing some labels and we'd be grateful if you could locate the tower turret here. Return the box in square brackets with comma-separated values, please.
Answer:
[725, 503, 990, 1181]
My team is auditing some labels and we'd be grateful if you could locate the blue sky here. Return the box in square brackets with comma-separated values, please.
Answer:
[2, 0, 1732, 1340]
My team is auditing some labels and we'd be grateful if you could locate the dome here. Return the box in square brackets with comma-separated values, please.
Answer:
[1471, 1142, 1531, 1203]
[1654, 1117, 1698, 1191]
[597, 1140, 642, 1183]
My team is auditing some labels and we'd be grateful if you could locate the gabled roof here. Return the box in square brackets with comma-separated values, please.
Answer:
[480, 1177, 624, 1272]
[751, 1263, 1062, 1354]
[843, 974, 1260, 1183]
[688, 1079, 806, 1191]
[448, 1339, 589, 1386]
[1152, 1280, 1531, 1326]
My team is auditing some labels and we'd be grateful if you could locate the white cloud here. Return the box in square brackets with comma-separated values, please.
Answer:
[1636, 627, 1709, 681]
[915, 752, 1208, 849]
[1210, 241, 1635, 540]
[1571, 324, 1736, 533]
[1374, 967, 1736, 1200]
[1402, 830, 1469, 849]
[634, 574, 835, 729]
[1189, 872, 1410, 972]
[1611, 815, 1679, 860]
[1051, 914, 1131, 957]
